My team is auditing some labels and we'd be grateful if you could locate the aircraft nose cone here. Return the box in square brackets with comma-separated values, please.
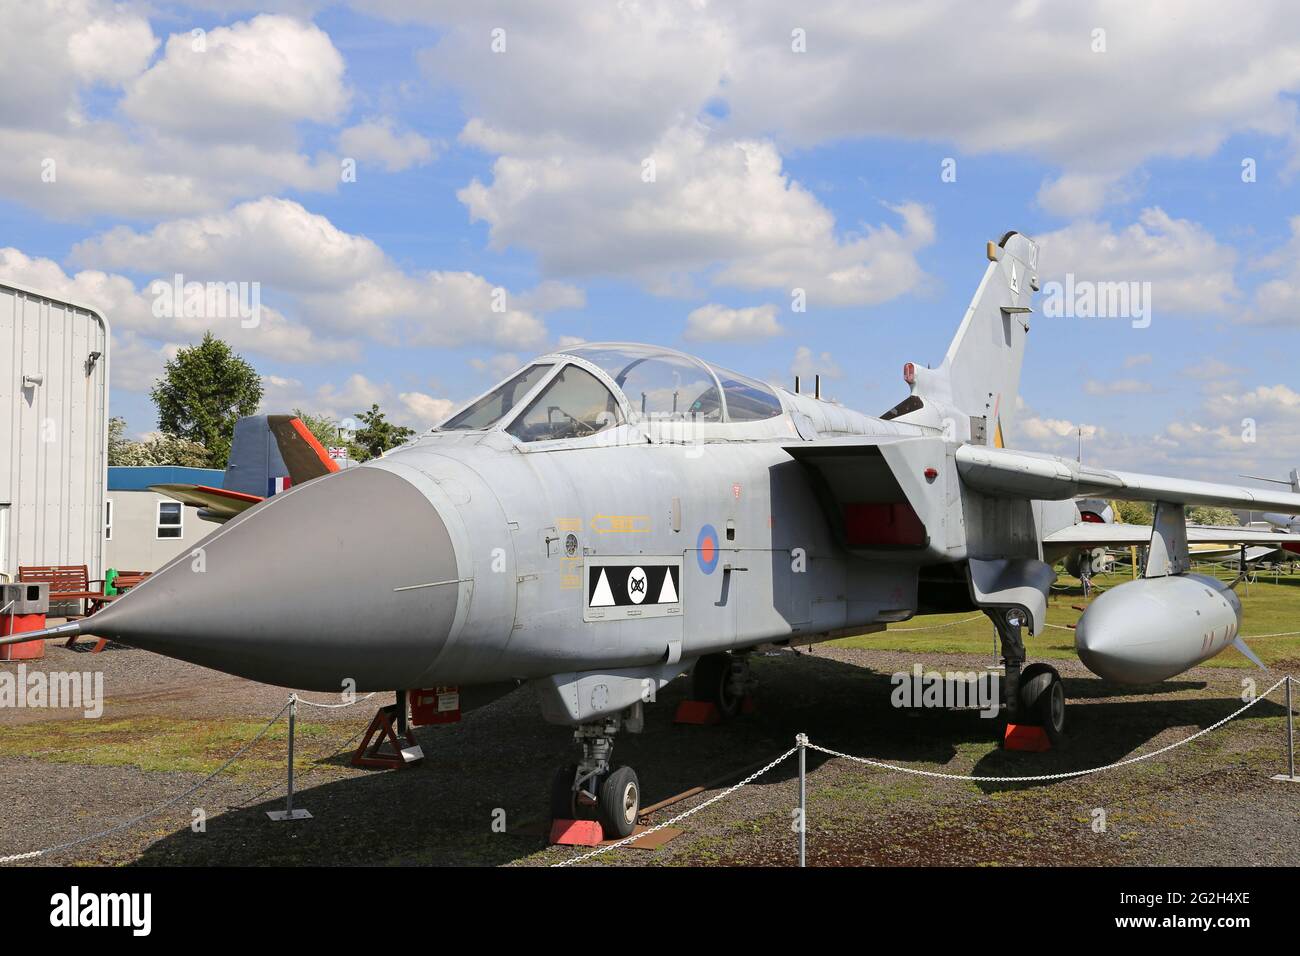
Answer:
[88, 466, 459, 691]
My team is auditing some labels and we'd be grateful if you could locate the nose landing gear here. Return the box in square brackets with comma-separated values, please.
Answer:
[550, 708, 643, 839]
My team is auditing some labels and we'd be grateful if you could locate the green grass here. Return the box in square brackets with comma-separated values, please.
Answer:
[0, 715, 335, 778]
[832, 567, 1300, 669]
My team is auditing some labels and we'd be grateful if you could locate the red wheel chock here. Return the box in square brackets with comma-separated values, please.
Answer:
[673, 696, 755, 724]
[1003, 723, 1051, 752]
[674, 700, 721, 724]
[351, 703, 424, 769]
[548, 819, 604, 846]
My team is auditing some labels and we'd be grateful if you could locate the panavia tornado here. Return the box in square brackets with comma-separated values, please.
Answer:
[13, 231, 1300, 838]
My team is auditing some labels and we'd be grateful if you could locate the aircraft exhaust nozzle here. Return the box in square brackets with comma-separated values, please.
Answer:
[47, 465, 460, 691]
[1075, 574, 1243, 684]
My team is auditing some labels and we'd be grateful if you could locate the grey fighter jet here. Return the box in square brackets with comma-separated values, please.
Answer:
[14, 231, 1300, 838]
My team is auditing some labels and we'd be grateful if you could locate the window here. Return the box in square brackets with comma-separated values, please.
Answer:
[104, 500, 113, 541]
[564, 346, 722, 422]
[710, 365, 783, 421]
[157, 500, 183, 539]
[507, 365, 623, 442]
[441, 363, 553, 430]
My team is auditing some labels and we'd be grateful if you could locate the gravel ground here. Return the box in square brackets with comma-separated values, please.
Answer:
[0, 635, 1296, 867]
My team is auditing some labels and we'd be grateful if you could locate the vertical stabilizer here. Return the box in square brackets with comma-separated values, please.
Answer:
[903, 232, 1039, 447]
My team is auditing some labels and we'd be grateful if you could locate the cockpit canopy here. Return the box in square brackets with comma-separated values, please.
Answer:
[438, 343, 784, 441]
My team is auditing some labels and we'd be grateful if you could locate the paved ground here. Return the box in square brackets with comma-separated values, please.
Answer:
[0, 636, 1297, 867]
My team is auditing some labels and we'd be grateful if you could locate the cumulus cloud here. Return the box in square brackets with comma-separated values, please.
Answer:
[0, 246, 356, 368]
[0, 11, 350, 219]
[684, 303, 783, 342]
[1036, 208, 1241, 316]
[261, 372, 455, 430]
[338, 118, 438, 172]
[123, 16, 348, 142]
[366, 0, 1300, 219]
[70, 197, 552, 350]
[460, 122, 935, 305]
[790, 345, 843, 381]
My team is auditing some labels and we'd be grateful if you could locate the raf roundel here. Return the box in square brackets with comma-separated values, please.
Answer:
[696, 524, 720, 574]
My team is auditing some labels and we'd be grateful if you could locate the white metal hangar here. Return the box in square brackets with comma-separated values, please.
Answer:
[0, 281, 109, 582]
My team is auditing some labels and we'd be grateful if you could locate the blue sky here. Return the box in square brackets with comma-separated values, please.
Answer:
[2, 1, 1299, 483]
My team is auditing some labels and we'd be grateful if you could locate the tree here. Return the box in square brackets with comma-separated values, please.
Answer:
[150, 333, 262, 467]
[1187, 506, 1240, 527]
[107, 416, 131, 465]
[1114, 500, 1153, 526]
[113, 433, 211, 468]
[292, 408, 362, 463]
[351, 404, 415, 461]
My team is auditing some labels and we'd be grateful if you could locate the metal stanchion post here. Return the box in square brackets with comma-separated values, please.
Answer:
[797, 733, 807, 867]
[268, 695, 314, 820]
[1273, 676, 1299, 784]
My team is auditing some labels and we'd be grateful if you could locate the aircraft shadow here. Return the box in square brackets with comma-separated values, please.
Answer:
[131, 651, 1288, 864]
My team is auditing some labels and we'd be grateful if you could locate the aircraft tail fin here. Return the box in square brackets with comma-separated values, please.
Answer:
[905, 232, 1039, 447]
[222, 414, 339, 498]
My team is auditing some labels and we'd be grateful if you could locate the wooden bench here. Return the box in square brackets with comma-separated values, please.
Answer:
[18, 565, 116, 651]
[110, 570, 153, 592]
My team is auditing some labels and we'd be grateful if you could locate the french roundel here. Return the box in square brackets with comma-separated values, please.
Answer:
[696, 524, 720, 574]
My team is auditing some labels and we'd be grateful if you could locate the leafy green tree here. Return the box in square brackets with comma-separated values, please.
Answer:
[292, 409, 362, 462]
[150, 333, 262, 467]
[1187, 506, 1240, 527]
[107, 416, 131, 465]
[1114, 500, 1153, 526]
[351, 404, 415, 461]
[113, 433, 211, 468]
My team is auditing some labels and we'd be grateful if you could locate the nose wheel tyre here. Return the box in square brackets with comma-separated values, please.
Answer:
[598, 765, 641, 839]
[1018, 663, 1065, 745]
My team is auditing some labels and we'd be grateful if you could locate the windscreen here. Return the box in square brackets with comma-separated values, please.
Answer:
[440, 364, 552, 430]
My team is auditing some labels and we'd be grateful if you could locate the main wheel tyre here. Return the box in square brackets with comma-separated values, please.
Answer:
[1018, 663, 1065, 745]
[550, 763, 579, 822]
[692, 653, 742, 719]
[597, 765, 640, 839]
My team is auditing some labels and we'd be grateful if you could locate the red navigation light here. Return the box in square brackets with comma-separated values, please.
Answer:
[903, 362, 916, 385]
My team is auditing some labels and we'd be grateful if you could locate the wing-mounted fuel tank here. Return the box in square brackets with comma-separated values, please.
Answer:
[1075, 573, 1242, 684]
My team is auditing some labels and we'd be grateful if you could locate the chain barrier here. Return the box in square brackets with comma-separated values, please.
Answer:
[294, 692, 377, 710]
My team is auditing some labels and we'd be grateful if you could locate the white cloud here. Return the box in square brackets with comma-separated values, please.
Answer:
[684, 303, 783, 342]
[0, 12, 349, 219]
[123, 16, 348, 142]
[791, 345, 842, 381]
[0, 246, 357, 366]
[367, 1, 1300, 218]
[460, 122, 935, 305]
[71, 198, 551, 350]
[1083, 378, 1152, 396]
[338, 118, 438, 172]
[261, 372, 455, 430]
[1036, 208, 1240, 315]
[1245, 216, 1300, 327]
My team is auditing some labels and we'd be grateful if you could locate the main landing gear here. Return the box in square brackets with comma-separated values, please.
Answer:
[691, 651, 754, 719]
[550, 708, 642, 838]
[990, 608, 1066, 746]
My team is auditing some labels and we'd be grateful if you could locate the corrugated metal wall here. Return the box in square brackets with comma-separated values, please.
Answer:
[0, 282, 109, 579]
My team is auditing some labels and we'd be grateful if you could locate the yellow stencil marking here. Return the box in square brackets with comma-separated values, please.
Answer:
[590, 514, 650, 534]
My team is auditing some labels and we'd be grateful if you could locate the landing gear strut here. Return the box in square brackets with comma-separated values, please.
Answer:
[989, 607, 1066, 745]
[691, 651, 754, 719]
[550, 707, 642, 838]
